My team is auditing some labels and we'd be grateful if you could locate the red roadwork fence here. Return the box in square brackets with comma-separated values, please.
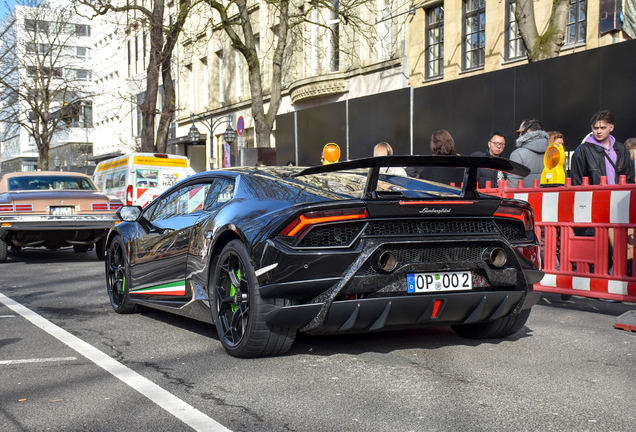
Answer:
[478, 176, 636, 302]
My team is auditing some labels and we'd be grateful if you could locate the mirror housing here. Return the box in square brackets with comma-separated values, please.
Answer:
[117, 206, 143, 222]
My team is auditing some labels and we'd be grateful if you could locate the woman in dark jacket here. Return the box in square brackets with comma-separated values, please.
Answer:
[408, 130, 465, 186]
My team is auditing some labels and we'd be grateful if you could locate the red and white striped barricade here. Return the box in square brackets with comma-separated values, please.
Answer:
[478, 176, 635, 302]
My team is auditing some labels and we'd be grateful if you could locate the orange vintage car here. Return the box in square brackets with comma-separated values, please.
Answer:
[0, 171, 123, 263]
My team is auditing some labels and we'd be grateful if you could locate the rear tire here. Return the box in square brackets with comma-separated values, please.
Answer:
[0, 237, 7, 263]
[210, 240, 296, 358]
[106, 236, 139, 314]
[73, 245, 89, 253]
[452, 309, 531, 339]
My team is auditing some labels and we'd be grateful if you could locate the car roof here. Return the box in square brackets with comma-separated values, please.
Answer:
[2, 171, 92, 178]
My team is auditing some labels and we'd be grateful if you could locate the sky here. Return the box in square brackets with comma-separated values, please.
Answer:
[2, 1, 19, 18]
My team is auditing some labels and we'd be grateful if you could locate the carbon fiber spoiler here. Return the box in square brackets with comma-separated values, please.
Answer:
[291, 155, 530, 198]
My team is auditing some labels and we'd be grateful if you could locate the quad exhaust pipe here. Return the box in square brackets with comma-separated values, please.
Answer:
[371, 249, 398, 273]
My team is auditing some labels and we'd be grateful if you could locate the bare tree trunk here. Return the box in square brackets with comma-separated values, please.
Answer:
[155, 0, 188, 153]
[516, 0, 570, 61]
[140, 0, 165, 152]
[233, 0, 288, 148]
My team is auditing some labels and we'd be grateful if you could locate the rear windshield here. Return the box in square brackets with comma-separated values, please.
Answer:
[8, 176, 97, 191]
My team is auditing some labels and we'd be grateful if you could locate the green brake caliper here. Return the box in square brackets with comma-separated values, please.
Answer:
[230, 269, 240, 312]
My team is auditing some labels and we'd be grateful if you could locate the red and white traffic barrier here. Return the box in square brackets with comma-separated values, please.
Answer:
[479, 176, 635, 302]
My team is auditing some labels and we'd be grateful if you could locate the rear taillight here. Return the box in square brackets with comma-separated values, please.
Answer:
[280, 208, 368, 238]
[494, 205, 534, 232]
[126, 185, 133, 206]
[0, 205, 13, 212]
[14, 204, 34, 212]
[109, 203, 123, 210]
[91, 203, 109, 211]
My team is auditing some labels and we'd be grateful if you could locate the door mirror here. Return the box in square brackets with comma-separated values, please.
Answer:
[117, 206, 143, 222]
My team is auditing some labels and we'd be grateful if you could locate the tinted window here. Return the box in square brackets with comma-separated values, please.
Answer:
[204, 179, 235, 211]
[8, 176, 96, 191]
[150, 183, 211, 222]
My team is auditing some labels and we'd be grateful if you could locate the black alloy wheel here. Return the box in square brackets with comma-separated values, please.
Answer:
[211, 240, 295, 358]
[106, 236, 139, 314]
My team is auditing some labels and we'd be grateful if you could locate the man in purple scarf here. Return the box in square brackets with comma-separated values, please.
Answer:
[571, 110, 635, 185]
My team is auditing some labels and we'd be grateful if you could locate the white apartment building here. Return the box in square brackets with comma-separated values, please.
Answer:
[0, 3, 96, 174]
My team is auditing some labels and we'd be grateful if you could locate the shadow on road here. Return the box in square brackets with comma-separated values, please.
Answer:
[537, 292, 636, 317]
[3, 248, 100, 264]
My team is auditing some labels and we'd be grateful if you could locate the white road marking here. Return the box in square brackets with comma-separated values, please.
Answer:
[0, 315, 16, 318]
[0, 357, 77, 365]
[0, 292, 231, 432]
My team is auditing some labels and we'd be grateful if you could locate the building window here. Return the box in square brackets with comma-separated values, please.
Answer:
[136, 92, 145, 138]
[143, 31, 147, 65]
[76, 46, 90, 59]
[311, 10, 319, 75]
[127, 40, 131, 76]
[235, 50, 242, 100]
[75, 24, 91, 37]
[217, 51, 224, 104]
[505, 0, 525, 60]
[200, 57, 209, 108]
[463, 0, 485, 70]
[566, 0, 587, 45]
[330, 0, 340, 72]
[425, 5, 444, 79]
[134, 36, 138, 74]
[25, 19, 49, 33]
[377, 0, 392, 60]
[76, 69, 92, 81]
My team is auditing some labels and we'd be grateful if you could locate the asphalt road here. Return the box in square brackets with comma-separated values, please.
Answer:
[1, 248, 635, 432]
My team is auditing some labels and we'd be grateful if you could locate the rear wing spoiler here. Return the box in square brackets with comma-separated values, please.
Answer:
[291, 155, 530, 198]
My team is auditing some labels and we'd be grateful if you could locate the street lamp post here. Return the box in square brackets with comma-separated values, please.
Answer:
[189, 113, 236, 170]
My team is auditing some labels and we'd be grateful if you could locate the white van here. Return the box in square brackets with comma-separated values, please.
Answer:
[93, 153, 191, 207]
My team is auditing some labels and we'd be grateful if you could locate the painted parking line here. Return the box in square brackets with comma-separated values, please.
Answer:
[0, 293, 231, 432]
[1, 315, 16, 318]
[0, 357, 77, 365]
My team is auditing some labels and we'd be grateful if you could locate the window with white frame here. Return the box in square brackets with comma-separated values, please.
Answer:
[311, 10, 319, 75]
[201, 57, 209, 109]
[235, 50, 243, 100]
[505, 0, 525, 60]
[377, 0, 392, 60]
[425, 4, 444, 79]
[76, 46, 90, 59]
[566, 0, 587, 45]
[76, 69, 92, 81]
[329, 0, 340, 72]
[75, 24, 91, 37]
[186, 63, 193, 112]
[217, 51, 224, 104]
[463, 0, 485, 70]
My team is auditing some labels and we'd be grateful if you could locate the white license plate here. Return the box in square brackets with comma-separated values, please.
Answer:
[52, 207, 73, 216]
[407, 271, 472, 293]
